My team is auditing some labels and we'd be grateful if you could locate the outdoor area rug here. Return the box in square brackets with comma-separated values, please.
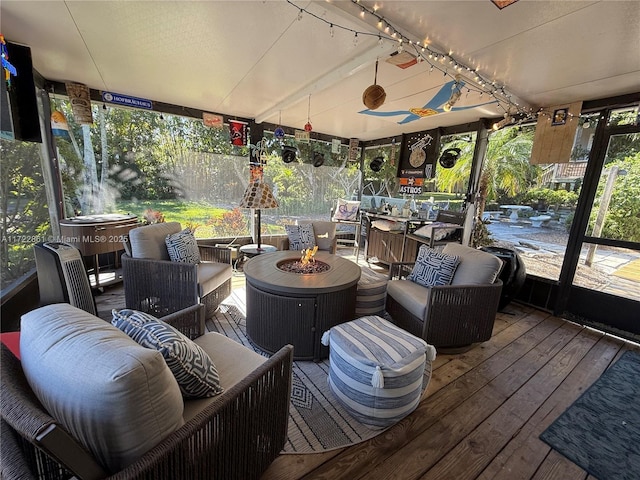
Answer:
[208, 287, 432, 454]
[539, 350, 640, 480]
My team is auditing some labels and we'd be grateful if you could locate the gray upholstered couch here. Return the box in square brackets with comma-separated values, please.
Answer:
[1, 303, 293, 479]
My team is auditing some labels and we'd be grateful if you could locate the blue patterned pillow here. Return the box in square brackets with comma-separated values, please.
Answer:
[285, 223, 316, 250]
[165, 228, 200, 264]
[111, 309, 223, 399]
[408, 245, 460, 287]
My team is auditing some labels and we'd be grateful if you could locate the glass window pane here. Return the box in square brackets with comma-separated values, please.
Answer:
[483, 121, 585, 281]
[607, 106, 639, 127]
[52, 100, 363, 243]
[1, 138, 51, 289]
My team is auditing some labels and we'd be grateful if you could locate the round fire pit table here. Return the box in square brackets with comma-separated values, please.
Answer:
[243, 251, 361, 361]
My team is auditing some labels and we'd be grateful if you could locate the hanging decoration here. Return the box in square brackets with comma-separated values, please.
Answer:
[203, 112, 223, 128]
[398, 129, 440, 195]
[362, 59, 386, 110]
[390, 137, 397, 166]
[65, 82, 93, 125]
[304, 94, 313, 132]
[348, 138, 360, 162]
[274, 111, 285, 139]
[50, 110, 71, 140]
[1, 34, 17, 87]
[530, 101, 582, 165]
[229, 119, 248, 146]
[250, 136, 267, 182]
[295, 129, 310, 143]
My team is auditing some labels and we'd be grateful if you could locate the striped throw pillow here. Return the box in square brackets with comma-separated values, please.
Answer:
[112, 309, 223, 399]
[407, 245, 459, 287]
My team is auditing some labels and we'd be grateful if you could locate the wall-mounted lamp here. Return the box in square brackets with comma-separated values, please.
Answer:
[369, 155, 385, 172]
[313, 152, 325, 167]
[282, 145, 297, 163]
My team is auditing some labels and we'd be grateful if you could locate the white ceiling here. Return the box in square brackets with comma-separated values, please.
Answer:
[2, 0, 639, 141]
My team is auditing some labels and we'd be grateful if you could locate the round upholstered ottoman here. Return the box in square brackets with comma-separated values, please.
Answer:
[355, 268, 388, 317]
[321, 315, 436, 429]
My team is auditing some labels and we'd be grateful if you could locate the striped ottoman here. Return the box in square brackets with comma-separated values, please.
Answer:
[321, 315, 436, 429]
[355, 268, 388, 317]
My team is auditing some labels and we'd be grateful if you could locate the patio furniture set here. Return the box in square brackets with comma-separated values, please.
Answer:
[2, 213, 505, 479]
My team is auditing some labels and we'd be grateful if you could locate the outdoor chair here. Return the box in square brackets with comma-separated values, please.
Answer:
[407, 209, 465, 249]
[122, 222, 232, 319]
[0, 303, 293, 480]
[331, 199, 362, 255]
[280, 220, 337, 253]
[386, 243, 503, 351]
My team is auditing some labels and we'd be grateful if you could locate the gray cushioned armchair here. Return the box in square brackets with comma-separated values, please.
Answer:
[386, 243, 503, 351]
[1, 303, 293, 480]
[279, 220, 337, 253]
[122, 222, 232, 319]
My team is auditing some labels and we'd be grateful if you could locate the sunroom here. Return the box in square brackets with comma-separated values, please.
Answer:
[1, 1, 640, 479]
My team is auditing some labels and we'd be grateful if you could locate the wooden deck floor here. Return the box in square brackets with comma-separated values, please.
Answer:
[95, 249, 639, 480]
[261, 300, 639, 480]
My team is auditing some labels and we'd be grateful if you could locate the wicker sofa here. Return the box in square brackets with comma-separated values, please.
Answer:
[386, 243, 503, 351]
[1, 303, 293, 480]
[122, 222, 232, 319]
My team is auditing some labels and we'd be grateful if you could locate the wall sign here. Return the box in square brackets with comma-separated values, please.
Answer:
[397, 129, 440, 195]
[102, 91, 153, 110]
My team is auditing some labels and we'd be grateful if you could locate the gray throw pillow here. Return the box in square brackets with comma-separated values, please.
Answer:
[285, 223, 316, 250]
[165, 228, 200, 264]
[408, 245, 460, 287]
[112, 309, 223, 399]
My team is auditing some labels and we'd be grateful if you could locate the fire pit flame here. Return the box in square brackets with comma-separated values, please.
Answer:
[300, 246, 318, 265]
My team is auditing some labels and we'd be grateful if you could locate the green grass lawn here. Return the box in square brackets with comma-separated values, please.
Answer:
[114, 200, 223, 223]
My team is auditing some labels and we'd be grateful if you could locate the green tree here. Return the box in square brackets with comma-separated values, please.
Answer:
[593, 152, 640, 242]
[0, 139, 51, 288]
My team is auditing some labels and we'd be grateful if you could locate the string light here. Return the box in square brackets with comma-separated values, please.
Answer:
[283, 0, 535, 121]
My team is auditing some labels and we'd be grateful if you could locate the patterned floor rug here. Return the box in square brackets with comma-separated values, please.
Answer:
[208, 288, 432, 454]
[539, 350, 640, 480]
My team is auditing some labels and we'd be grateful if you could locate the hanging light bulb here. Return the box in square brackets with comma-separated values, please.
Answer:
[353, 32, 359, 46]
[443, 75, 462, 112]
[492, 113, 514, 131]
[297, 9, 303, 21]
[329, 24, 334, 37]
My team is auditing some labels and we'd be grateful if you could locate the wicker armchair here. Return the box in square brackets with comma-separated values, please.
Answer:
[386, 243, 503, 351]
[279, 220, 338, 253]
[122, 222, 232, 319]
[1, 304, 294, 480]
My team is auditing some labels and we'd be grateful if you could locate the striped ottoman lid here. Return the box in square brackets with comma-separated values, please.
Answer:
[355, 268, 388, 317]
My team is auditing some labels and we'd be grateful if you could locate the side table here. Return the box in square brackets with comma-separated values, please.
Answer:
[236, 244, 277, 271]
